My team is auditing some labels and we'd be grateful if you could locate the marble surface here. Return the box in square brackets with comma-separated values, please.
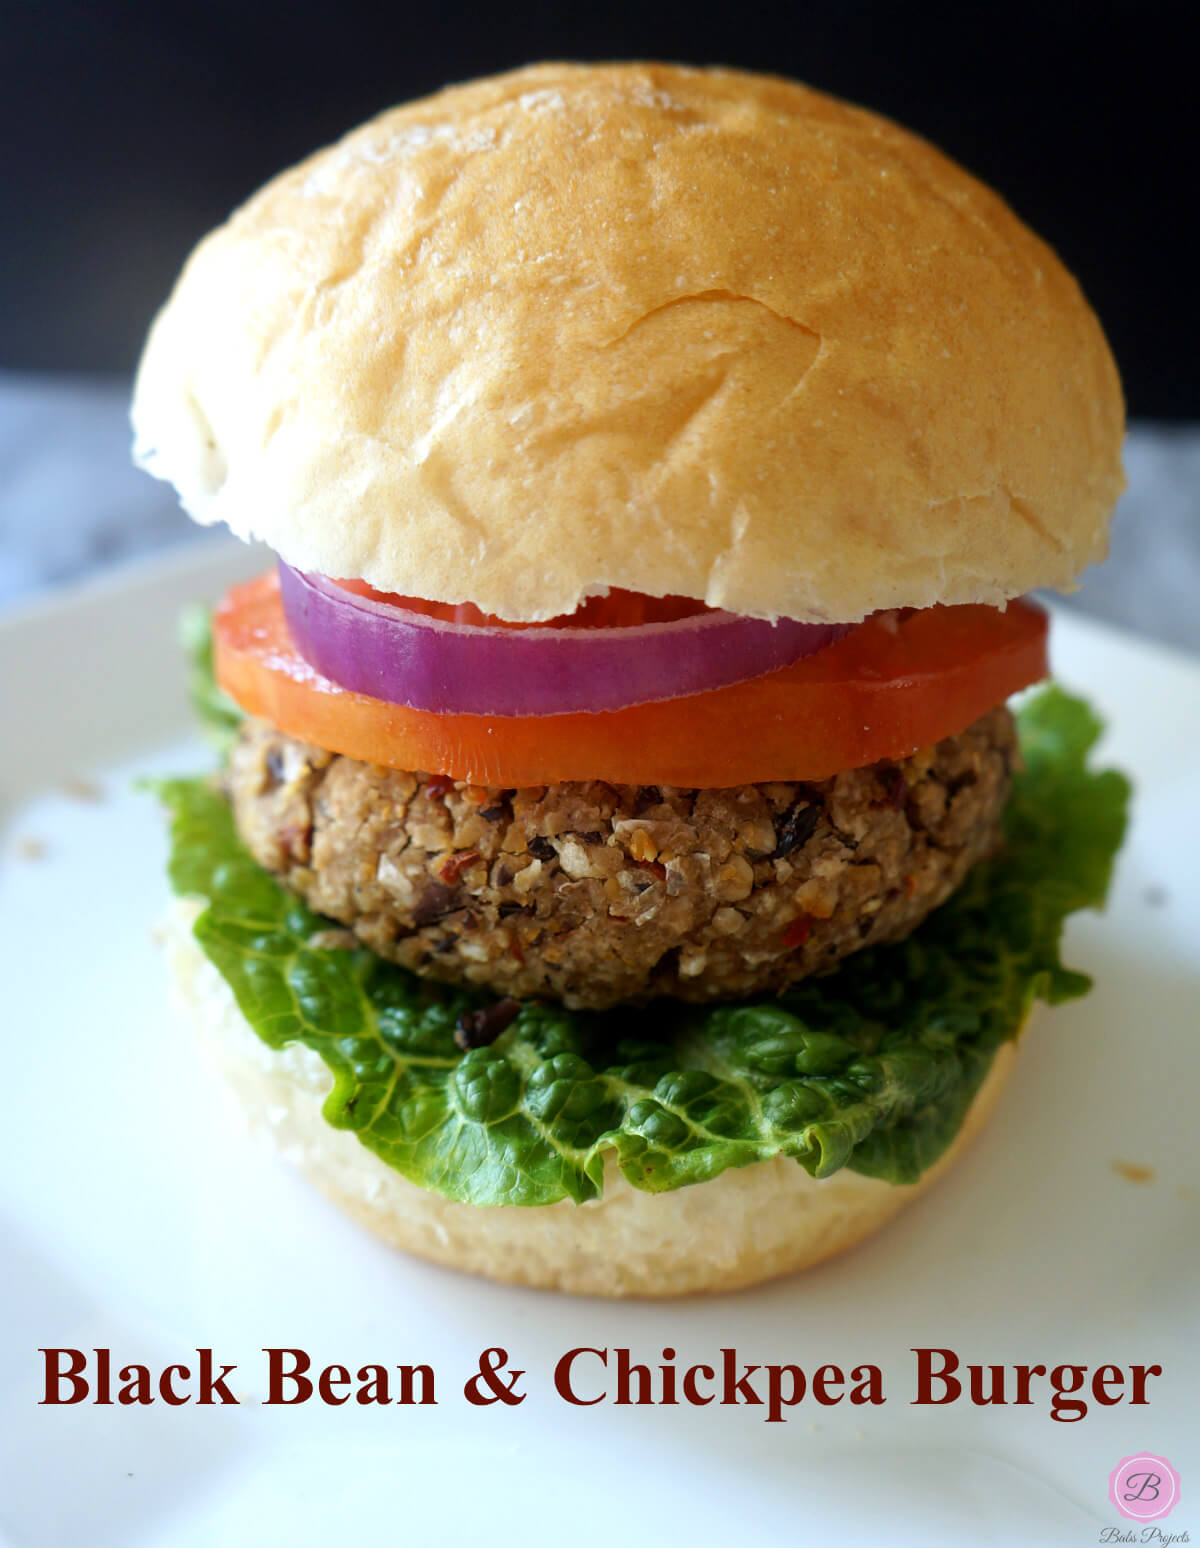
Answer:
[2, 370, 1198, 653]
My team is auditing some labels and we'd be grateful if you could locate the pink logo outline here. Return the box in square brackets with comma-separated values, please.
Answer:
[1109, 1454, 1181, 1521]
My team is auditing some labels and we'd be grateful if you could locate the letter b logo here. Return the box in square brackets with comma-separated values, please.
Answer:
[1109, 1454, 1180, 1521]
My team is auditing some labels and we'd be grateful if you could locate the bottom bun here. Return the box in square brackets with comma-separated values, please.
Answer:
[165, 899, 1019, 1298]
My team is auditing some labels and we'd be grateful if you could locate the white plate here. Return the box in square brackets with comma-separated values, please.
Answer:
[1, 543, 1197, 1548]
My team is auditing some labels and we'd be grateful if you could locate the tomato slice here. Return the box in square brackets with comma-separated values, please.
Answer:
[214, 572, 1048, 787]
[337, 578, 711, 630]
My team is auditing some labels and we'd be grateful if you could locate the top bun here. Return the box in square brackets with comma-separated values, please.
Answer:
[132, 63, 1124, 623]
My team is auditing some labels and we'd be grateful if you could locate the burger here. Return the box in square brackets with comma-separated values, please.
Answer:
[133, 63, 1129, 1296]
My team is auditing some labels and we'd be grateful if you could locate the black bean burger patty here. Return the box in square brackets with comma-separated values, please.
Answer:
[226, 708, 1017, 1009]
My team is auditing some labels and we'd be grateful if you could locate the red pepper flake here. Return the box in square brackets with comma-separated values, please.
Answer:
[278, 822, 311, 863]
[509, 932, 526, 966]
[439, 850, 481, 884]
[902, 873, 918, 898]
[425, 774, 455, 798]
[782, 915, 814, 949]
[636, 859, 667, 881]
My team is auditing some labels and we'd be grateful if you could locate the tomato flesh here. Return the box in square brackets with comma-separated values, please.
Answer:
[214, 571, 1048, 787]
[336, 579, 712, 630]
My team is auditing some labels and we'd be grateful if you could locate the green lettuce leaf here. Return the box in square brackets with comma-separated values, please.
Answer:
[156, 684, 1129, 1204]
[179, 604, 244, 755]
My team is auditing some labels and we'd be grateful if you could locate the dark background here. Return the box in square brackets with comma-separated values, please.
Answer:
[2, 0, 1195, 416]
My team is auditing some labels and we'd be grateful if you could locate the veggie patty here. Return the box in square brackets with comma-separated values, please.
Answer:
[226, 708, 1016, 1009]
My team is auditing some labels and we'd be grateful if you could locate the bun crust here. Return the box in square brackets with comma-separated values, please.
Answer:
[133, 63, 1123, 624]
[166, 899, 1019, 1297]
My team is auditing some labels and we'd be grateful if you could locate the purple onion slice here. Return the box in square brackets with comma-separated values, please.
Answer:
[278, 562, 852, 718]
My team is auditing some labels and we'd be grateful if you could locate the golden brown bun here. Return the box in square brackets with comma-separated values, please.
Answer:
[133, 63, 1123, 624]
[166, 899, 1019, 1297]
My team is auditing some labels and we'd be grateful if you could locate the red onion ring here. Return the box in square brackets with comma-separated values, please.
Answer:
[278, 562, 852, 718]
